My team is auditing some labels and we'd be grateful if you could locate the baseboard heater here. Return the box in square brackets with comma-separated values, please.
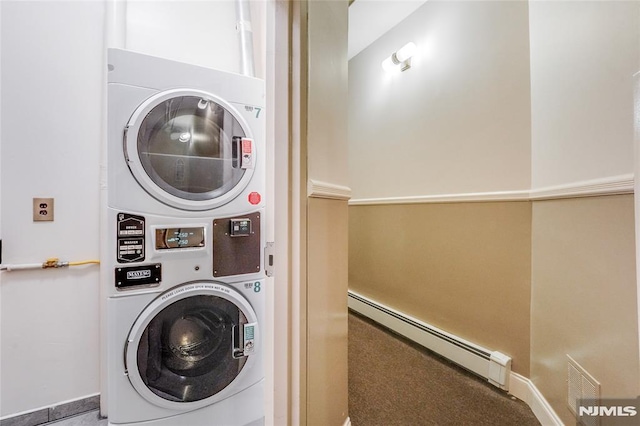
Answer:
[348, 290, 512, 391]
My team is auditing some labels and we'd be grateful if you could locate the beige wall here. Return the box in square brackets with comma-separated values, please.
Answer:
[305, 0, 350, 425]
[347, 1, 639, 424]
[531, 195, 639, 424]
[527, 2, 640, 423]
[307, 198, 349, 425]
[349, 201, 532, 375]
[347, 0, 533, 379]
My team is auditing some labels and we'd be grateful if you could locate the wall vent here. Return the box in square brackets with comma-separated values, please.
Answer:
[567, 354, 601, 425]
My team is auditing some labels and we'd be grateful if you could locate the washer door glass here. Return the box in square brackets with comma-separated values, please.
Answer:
[137, 95, 246, 202]
[136, 294, 248, 403]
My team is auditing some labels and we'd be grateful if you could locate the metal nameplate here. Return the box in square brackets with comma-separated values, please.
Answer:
[115, 263, 161, 289]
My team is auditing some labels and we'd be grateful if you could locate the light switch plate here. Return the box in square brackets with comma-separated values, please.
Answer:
[33, 198, 54, 222]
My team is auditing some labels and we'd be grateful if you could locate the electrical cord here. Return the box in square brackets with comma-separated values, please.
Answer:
[0, 258, 100, 271]
[68, 260, 101, 267]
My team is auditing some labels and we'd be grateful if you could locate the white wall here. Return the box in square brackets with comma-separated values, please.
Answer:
[0, 0, 266, 418]
[125, 0, 266, 78]
[0, 1, 106, 416]
[348, 0, 531, 200]
[529, 0, 639, 189]
[307, 0, 349, 188]
[0, 1, 4, 412]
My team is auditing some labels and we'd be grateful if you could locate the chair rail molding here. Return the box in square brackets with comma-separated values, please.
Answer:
[349, 174, 634, 205]
[529, 173, 634, 201]
[308, 179, 352, 200]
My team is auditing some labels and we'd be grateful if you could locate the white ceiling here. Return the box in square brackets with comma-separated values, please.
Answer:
[348, 0, 428, 60]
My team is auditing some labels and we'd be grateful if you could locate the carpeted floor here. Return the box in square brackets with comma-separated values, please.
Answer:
[348, 312, 540, 426]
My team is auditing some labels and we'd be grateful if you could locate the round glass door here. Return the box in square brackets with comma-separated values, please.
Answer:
[126, 282, 259, 409]
[125, 89, 255, 211]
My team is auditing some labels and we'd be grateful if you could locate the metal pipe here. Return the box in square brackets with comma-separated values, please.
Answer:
[235, 0, 255, 77]
[1, 263, 44, 272]
[106, 0, 127, 49]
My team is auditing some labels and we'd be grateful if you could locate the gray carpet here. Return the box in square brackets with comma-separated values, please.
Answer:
[348, 312, 540, 426]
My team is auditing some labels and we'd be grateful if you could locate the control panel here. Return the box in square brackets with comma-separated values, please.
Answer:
[155, 227, 205, 250]
[117, 213, 145, 263]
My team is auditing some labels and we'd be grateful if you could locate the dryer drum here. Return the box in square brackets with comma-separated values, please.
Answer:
[136, 295, 248, 402]
[136, 95, 247, 201]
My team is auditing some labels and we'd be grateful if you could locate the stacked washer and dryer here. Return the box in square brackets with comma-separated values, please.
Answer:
[102, 48, 266, 426]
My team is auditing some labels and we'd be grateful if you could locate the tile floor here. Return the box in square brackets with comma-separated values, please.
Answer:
[47, 411, 106, 426]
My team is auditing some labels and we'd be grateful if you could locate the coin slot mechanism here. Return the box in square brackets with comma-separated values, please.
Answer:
[230, 219, 252, 237]
[213, 212, 261, 277]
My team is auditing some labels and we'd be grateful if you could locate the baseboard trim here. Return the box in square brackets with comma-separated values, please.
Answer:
[348, 291, 565, 426]
[348, 174, 633, 205]
[0, 394, 100, 426]
[348, 291, 511, 390]
[509, 373, 565, 426]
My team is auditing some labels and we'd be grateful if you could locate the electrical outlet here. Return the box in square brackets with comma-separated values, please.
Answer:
[33, 198, 54, 222]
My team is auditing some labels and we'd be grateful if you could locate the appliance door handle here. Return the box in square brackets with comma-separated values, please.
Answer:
[232, 322, 257, 359]
[232, 324, 245, 359]
[232, 136, 242, 169]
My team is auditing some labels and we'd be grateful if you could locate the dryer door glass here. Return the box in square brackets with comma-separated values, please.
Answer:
[136, 294, 248, 402]
[137, 96, 246, 201]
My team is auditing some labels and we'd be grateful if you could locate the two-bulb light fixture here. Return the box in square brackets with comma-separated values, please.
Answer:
[381, 42, 417, 73]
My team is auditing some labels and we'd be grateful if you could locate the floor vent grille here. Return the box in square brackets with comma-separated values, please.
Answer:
[567, 354, 601, 425]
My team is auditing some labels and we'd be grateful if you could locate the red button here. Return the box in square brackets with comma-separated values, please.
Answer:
[248, 192, 261, 205]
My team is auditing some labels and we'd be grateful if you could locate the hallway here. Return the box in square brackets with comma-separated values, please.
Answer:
[348, 312, 540, 425]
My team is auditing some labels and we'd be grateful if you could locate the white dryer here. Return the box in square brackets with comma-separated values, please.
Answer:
[106, 48, 265, 216]
[102, 49, 266, 426]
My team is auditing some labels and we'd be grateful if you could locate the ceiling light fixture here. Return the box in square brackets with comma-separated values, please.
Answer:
[382, 42, 417, 73]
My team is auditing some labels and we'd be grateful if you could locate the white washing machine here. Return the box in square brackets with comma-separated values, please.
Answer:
[102, 48, 266, 426]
